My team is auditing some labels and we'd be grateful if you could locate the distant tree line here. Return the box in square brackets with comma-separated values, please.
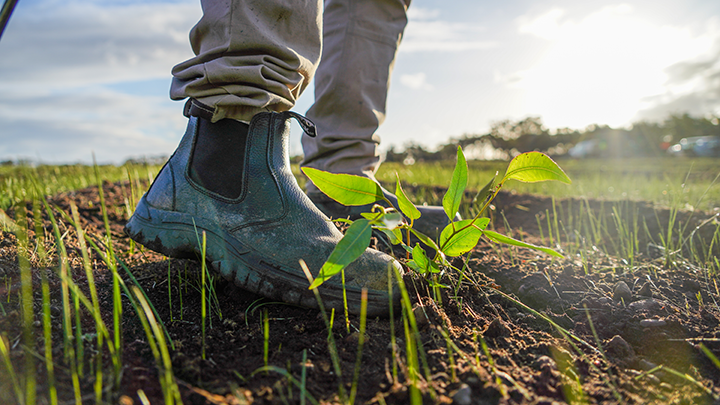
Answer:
[385, 113, 720, 162]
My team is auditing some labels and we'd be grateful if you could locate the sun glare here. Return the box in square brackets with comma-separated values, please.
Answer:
[515, 5, 712, 129]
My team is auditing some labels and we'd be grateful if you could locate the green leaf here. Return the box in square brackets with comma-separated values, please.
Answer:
[360, 212, 380, 221]
[442, 146, 468, 220]
[309, 219, 372, 289]
[379, 228, 403, 245]
[302, 167, 383, 206]
[410, 244, 430, 273]
[395, 175, 421, 221]
[473, 172, 497, 210]
[439, 218, 489, 257]
[408, 244, 440, 274]
[502, 152, 571, 184]
[409, 228, 441, 252]
[482, 229, 563, 258]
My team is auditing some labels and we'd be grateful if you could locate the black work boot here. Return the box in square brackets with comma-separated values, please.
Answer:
[125, 112, 402, 317]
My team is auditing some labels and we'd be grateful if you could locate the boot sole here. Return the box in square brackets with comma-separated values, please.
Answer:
[124, 196, 394, 317]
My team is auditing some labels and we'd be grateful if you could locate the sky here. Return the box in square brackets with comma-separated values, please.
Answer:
[0, 0, 719, 164]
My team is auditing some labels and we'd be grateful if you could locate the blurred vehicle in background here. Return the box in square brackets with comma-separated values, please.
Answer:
[667, 136, 720, 157]
[568, 139, 610, 158]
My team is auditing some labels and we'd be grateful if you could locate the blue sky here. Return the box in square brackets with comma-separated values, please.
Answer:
[1, 0, 719, 163]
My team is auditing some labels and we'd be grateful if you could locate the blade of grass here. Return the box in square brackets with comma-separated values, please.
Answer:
[15, 202, 38, 405]
[0, 334, 23, 404]
[132, 287, 183, 405]
[250, 366, 319, 405]
[40, 268, 58, 405]
[299, 259, 347, 402]
[349, 289, 368, 404]
[393, 266, 435, 401]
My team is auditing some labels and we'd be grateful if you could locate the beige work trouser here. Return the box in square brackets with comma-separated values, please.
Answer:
[170, 0, 410, 191]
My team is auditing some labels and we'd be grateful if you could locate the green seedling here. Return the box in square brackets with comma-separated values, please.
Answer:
[303, 149, 570, 289]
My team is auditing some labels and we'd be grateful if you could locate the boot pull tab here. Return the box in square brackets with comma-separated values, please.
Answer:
[283, 111, 317, 137]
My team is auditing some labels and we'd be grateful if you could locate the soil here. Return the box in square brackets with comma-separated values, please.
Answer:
[1, 181, 720, 404]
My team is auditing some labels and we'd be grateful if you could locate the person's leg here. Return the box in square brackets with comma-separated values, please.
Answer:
[301, 0, 410, 184]
[126, 0, 401, 316]
[301, 0, 456, 238]
[170, 0, 323, 123]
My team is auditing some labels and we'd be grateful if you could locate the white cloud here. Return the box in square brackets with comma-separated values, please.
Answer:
[517, 8, 566, 40]
[0, 0, 200, 89]
[0, 0, 199, 163]
[407, 7, 441, 21]
[400, 72, 433, 90]
[635, 31, 720, 121]
[401, 12, 496, 52]
[504, 5, 716, 128]
[0, 86, 184, 163]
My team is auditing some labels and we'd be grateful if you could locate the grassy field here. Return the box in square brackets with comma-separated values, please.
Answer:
[1, 155, 720, 404]
[0, 164, 159, 212]
[374, 157, 720, 213]
[3, 156, 717, 212]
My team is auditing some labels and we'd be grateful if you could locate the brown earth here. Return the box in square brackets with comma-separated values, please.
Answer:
[1, 181, 720, 404]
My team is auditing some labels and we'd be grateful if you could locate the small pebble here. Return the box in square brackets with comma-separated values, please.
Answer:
[683, 279, 701, 292]
[534, 355, 558, 372]
[413, 305, 429, 327]
[452, 384, 472, 405]
[628, 299, 663, 312]
[605, 335, 635, 360]
[484, 318, 511, 338]
[345, 331, 360, 344]
[639, 319, 666, 328]
[613, 281, 632, 303]
[387, 339, 403, 352]
[637, 282, 653, 298]
[636, 358, 658, 371]
[118, 395, 134, 405]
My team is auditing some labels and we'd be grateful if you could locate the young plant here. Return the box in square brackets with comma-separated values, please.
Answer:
[302, 148, 571, 288]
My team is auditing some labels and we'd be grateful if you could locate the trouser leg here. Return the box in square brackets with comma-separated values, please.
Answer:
[302, 0, 410, 193]
[170, 0, 323, 123]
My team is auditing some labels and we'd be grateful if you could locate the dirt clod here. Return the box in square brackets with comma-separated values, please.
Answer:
[638, 282, 653, 297]
[614, 280, 632, 303]
[605, 335, 635, 361]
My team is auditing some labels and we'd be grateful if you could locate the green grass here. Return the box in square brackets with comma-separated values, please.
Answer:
[5, 157, 716, 214]
[0, 163, 161, 211]
[372, 157, 720, 212]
